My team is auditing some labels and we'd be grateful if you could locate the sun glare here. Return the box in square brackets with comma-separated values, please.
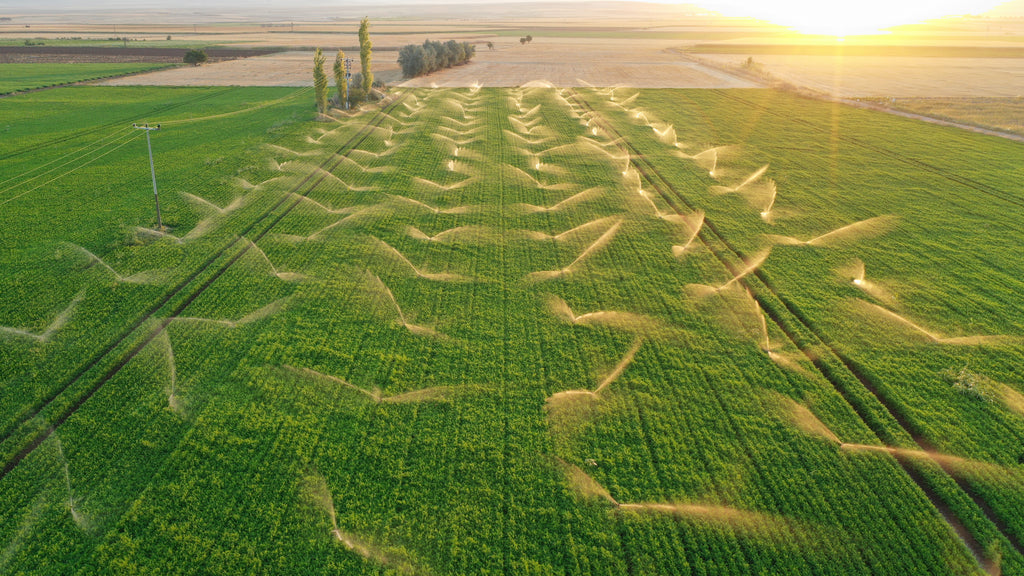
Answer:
[702, 0, 1008, 36]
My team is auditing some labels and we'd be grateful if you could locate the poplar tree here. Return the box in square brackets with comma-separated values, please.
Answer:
[313, 48, 328, 115]
[358, 17, 373, 94]
[333, 49, 347, 106]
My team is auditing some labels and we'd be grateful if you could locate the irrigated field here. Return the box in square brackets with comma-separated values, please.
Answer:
[0, 83, 1022, 575]
[0, 63, 174, 93]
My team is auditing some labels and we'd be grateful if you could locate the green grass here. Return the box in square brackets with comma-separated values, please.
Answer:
[0, 85, 1021, 575]
[0, 63, 175, 94]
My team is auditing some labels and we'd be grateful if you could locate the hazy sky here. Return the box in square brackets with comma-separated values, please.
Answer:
[1, 0, 1019, 34]
[696, 0, 1012, 34]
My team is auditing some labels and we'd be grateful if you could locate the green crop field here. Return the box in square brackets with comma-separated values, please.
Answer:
[0, 39, 246, 49]
[0, 83, 1022, 575]
[0, 63, 176, 94]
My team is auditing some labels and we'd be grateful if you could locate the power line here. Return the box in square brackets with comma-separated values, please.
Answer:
[0, 134, 141, 207]
[0, 128, 135, 195]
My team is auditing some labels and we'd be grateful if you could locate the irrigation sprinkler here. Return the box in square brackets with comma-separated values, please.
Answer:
[132, 123, 163, 230]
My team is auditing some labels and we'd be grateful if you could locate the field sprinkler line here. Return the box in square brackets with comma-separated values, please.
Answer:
[0, 289, 85, 343]
[516, 186, 604, 213]
[565, 89, 1021, 562]
[58, 242, 159, 284]
[648, 99, 1022, 561]
[708, 90, 1024, 212]
[0, 95, 410, 484]
[0, 87, 236, 162]
[0, 133, 143, 207]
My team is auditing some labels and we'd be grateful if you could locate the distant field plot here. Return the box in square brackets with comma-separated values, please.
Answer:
[96, 41, 753, 89]
[398, 39, 755, 88]
[0, 83, 1022, 575]
[98, 51, 406, 87]
[688, 43, 1024, 58]
[698, 53, 1024, 97]
[0, 62, 173, 93]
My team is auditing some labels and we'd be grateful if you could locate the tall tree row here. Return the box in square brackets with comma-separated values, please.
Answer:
[398, 40, 476, 78]
[359, 17, 373, 93]
[312, 47, 327, 114]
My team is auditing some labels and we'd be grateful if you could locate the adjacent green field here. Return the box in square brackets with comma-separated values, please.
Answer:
[0, 83, 1022, 575]
[0, 39, 246, 49]
[0, 63, 175, 94]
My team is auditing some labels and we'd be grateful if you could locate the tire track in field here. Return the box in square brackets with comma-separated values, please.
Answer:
[565, 90, 1021, 565]
[0, 95, 407, 483]
[0, 87, 237, 162]
[703, 90, 1024, 557]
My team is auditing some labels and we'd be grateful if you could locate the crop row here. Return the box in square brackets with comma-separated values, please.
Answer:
[0, 86, 1013, 574]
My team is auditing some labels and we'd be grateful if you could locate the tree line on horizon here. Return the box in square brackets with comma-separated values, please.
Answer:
[313, 16, 373, 115]
[397, 39, 476, 78]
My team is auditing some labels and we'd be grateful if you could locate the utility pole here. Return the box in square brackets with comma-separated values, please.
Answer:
[133, 123, 163, 230]
[344, 57, 355, 110]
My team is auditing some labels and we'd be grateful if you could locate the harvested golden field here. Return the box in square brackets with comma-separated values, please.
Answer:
[697, 53, 1024, 97]
[95, 39, 755, 89]
[97, 51, 405, 87]
[399, 38, 756, 88]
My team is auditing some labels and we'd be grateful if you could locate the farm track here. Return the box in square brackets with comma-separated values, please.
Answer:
[0, 86, 237, 161]
[565, 89, 1022, 563]
[0, 94, 407, 483]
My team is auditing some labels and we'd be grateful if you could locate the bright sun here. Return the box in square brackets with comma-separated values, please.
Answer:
[698, 0, 1009, 36]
